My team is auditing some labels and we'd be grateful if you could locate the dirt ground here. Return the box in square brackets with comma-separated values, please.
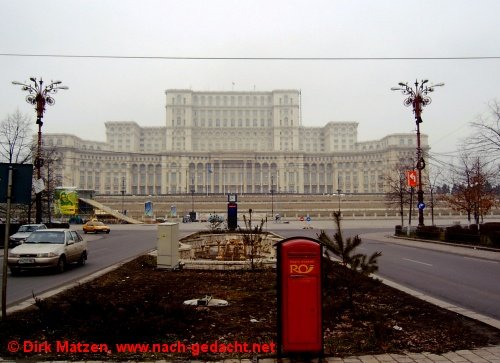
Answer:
[1, 254, 499, 361]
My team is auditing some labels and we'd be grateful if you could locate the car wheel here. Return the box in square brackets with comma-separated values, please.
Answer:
[56, 256, 66, 273]
[78, 251, 87, 266]
[106, 230, 110, 234]
[10, 268, 20, 276]
[84, 230, 88, 234]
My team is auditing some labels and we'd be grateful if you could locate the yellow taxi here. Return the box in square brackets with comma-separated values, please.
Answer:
[82, 220, 110, 234]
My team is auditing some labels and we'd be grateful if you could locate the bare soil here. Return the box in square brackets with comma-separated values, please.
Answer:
[1, 254, 499, 361]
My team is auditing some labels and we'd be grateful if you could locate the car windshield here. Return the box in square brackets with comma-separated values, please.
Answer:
[18, 226, 38, 232]
[24, 231, 65, 244]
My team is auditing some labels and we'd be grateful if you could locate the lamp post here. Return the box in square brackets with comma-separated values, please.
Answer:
[391, 80, 443, 227]
[337, 175, 341, 214]
[121, 177, 126, 214]
[12, 78, 68, 223]
[271, 175, 274, 219]
[191, 177, 195, 213]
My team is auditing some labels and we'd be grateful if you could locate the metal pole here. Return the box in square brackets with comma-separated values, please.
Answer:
[271, 175, 274, 218]
[47, 159, 51, 224]
[191, 177, 194, 213]
[35, 121, 43, 223]
[121, 177, 125, 214]
[392, 80, 443, 227]
[408, 187, 414, 236]
[2, 165, 13, 319]
[415, 93, 425, 227]
[337, 175, 341, 213]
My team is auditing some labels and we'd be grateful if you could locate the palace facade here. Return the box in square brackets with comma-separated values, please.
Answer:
[44, 89, 426, 195]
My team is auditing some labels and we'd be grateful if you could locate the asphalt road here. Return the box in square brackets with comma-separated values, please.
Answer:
[2, 220, 499, 322]
[363, 236, 500, 321]
[275, 224, 500, 321]
[1, 225, 158, 307]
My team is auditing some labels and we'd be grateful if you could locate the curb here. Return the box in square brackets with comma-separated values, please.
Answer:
[392, 234, 500, 253]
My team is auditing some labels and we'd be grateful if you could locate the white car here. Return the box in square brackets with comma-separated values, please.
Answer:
[8, 229, 87, 275]
[9, 223, 47, 248]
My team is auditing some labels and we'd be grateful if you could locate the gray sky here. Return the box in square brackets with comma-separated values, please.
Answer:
[2, 0, 499, 169]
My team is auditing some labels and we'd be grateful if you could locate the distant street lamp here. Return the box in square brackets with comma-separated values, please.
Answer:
[121, 177, 126, 214]
[271, 175, 274, 218]
[191, 177, 195, 213]
[12, 78, 68, 223]
[391, 80, 443, 227]
[337, 175, 341, 214]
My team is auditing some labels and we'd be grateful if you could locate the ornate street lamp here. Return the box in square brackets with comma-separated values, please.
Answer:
[391, 80, 443, 227]
[12, 78, 68, 223]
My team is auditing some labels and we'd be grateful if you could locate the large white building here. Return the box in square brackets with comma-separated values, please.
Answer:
[44, 89, 426, 195]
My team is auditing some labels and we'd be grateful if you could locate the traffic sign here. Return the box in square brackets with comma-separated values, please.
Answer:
[417, 202, 426, 210]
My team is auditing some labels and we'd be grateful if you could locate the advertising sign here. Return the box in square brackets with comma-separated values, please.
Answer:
[54, 187, 79, 215]
[170, 205, 177, 217]
[145, 201, 154, 217]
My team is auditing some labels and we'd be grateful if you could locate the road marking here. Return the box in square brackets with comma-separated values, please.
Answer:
[402, 258, 432, 267]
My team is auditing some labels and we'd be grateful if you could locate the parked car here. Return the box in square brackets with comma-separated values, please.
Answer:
[8, 224, 47, 248]
[82, 220, 110, 234]
[8, 229, 87, 275]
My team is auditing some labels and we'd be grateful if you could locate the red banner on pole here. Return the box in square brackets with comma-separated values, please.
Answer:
[406, 170, 418, 187]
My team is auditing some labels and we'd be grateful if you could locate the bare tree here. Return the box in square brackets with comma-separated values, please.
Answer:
[466, 100, 500, 162]
[384, 164, 412, 227]
[0, 109, 34, 164]
[0, 112, 63, 222]
[0, 110, 35, 220]
[425, 165, 442, 226]
[443, 156, 497, 225]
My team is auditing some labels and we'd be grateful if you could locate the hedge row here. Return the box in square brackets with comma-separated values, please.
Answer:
[395, 222, 500, 247]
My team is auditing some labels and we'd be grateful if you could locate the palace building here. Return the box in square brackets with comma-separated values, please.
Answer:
[44, 89, 426, 195]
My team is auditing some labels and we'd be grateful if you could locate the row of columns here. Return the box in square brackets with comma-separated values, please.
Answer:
[76, 159, 385, 195]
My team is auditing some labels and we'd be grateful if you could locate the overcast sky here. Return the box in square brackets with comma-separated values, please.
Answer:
[2, 0, 499, 170]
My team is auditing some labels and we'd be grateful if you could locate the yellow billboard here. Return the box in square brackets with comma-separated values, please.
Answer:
[55, 188, 79, 215]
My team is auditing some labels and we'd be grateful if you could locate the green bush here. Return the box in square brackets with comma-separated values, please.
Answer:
[480, 223, 500, 247]
[445, 225, 479, 244]
[416, 225, 442, 240]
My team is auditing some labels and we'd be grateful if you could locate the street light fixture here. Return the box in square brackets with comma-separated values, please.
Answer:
[121, 176, 126, 215]
[12, 78, 68, 223]
[336, 175, 342, 214]
[271, 175, 274, 220]
[191, 177, 195, 213]
[391, 80, 443, 227]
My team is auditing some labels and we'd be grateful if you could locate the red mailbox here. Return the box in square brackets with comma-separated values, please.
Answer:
[277, 237, 323, 356]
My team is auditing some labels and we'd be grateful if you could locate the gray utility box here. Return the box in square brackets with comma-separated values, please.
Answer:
[157, 222, 179, 269]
